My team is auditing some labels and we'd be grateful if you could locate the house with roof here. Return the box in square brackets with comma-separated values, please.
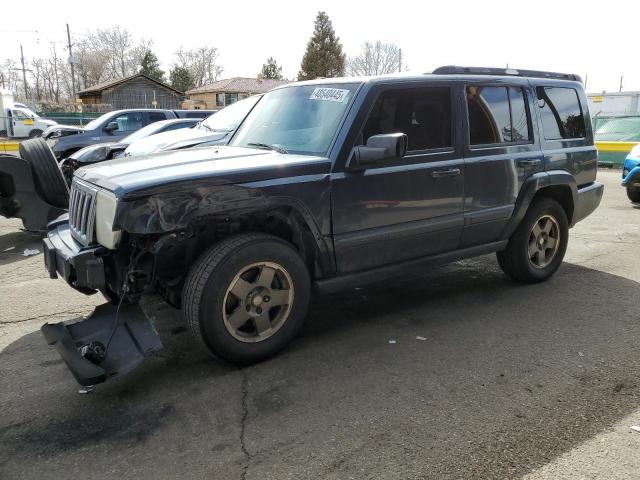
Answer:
[78, 73, 183, 110]
[186, 77, 289, 110]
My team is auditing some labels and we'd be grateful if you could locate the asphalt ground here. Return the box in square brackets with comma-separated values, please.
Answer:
[1, 169, 639, 479]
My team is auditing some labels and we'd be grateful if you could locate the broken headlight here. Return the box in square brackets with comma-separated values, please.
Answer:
[95, 190, 122, 249]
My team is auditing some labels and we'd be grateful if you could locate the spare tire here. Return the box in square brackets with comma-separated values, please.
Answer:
[19, 138, 69, 208]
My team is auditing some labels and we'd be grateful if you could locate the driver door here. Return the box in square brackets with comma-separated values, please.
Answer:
[11, 109, 32, 137]
[331, 83, 465, 273]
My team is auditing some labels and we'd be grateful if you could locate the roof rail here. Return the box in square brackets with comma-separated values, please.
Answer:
[432, 66, 582, 83]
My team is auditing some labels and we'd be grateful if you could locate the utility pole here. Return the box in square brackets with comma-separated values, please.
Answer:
[584, 74, 588, 91]
[619, 75, 623, 93]
[20, 45, 29, 99]
[66, 23, 76, 99]
[398, 48, 402, 73]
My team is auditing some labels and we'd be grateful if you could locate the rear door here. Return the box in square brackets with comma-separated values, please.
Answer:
[331, 82, 465, 273]
[461, 80, 542, 247]
[534, 84, 594, 186]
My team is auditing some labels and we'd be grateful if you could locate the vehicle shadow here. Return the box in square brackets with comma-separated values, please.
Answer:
[1, 257, 639, 479]
[0, 229, 43, 266]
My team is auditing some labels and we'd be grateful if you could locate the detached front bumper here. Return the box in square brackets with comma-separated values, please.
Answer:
[43, 216, 106, 293]
[42, 218, 163, 386]
[42, 303, 163, 386]
[572, 181, 604, 225]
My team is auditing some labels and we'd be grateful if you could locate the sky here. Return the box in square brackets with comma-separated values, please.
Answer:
[1, 0, 639, 94]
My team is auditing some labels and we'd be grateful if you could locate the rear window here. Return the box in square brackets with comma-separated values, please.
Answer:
[537, 87, 586, 140]
[467, 86, 531, 145]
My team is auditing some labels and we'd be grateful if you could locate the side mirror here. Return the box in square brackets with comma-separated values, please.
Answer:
[348, 133, 408, 170]
[104, 121, 119, 133]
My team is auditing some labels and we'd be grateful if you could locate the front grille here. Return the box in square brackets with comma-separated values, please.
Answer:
[69, 179, 98, 245]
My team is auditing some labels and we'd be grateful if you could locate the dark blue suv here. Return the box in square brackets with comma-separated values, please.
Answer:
[40, 66, 604, 386]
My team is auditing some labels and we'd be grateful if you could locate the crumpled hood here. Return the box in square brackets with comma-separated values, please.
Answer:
[42, 124, 84, 139]
[124, 125, 229, 157]
[76, 145, 330, 197]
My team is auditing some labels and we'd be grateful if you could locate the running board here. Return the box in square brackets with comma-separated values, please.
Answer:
[314, 240, 508, 294]
[41, 303, 163, 386]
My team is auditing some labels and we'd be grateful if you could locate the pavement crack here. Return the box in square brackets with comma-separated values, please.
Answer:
[0, 309, 88, 325]
[239, 368, 251, 480]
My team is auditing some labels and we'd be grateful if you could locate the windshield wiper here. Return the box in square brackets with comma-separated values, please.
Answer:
[247, 142, 288, 154]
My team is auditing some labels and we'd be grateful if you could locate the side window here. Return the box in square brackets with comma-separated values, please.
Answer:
[111, 112, 144, 132]
[537, 87, 586, 140]
[148, 112, 167, 123]
[361, 87, 452, 152]
[467, 86, 531, 145]
[162, 122, 192, 133]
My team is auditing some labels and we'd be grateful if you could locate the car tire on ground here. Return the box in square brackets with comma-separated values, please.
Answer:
[18, 138, 69, 208]
[183, 233, 311, 365]
[28, 129, 43, 138]
[626, 186, 640, 203]
[497, 197, 569, 283]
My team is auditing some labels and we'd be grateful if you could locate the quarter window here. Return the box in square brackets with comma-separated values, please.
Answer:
[467, 86, 531, 145]
[537, 87, 586, 140]
[361, 87, 452, 151]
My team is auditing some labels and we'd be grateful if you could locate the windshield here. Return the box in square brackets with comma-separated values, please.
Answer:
[231, 84, 358, 155]
[83, 111, 114, 130]
[200, 95, 261, 132]
[121, 121, 166, 143]
[595, 117, 640, 142]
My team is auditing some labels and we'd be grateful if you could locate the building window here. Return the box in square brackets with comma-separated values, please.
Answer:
[225, 93, 238, 105]
[216, 93, 224, 107]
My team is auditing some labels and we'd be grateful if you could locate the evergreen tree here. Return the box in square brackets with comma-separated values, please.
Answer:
[169, 66, 194, 93]
[261, 57, 284, 80]
[298, 12, 345, 80]
[139, 51, 165, 82]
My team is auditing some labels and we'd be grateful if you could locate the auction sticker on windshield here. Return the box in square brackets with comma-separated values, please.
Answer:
[310, 88, 350, 103]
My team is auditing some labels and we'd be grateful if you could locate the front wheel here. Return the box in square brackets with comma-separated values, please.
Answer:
[626, 186, 640, 203]
[183, 233, 310, 365]
[497, 197, 569, 283]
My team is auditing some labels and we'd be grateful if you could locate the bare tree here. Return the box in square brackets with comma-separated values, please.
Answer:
[347, 41, 403, 76]
[174, 46, 223, 88]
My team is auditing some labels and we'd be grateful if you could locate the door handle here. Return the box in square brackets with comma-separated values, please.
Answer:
[518, 159, 542, 167]
[431, 168, 461, 178]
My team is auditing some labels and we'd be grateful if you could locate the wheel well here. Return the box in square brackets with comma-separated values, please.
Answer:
[532, 185, 574, 223]
[150, 207, 324, 307]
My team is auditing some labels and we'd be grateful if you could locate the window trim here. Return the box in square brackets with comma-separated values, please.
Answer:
[537, 86, 586, 141]
[357, 83, 456, 156]
[465, 83, 535, 150]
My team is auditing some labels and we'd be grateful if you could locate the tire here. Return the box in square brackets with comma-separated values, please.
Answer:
[497, 197, 568, 283]
[28, 129, 43, 138]
[183, 233, 311, 365]
[19, 138, 69, 208]
[626, 186, 640, 203]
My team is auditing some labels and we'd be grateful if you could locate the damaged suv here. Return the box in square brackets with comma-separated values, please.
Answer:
[42, 67, 604, 386]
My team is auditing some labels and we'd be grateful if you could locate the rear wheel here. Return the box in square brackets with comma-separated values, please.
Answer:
[183, 233, 310, 365]
[626, 186, 640, 203]
[18, 138, 69, 208]
[497, 197, 568, 283]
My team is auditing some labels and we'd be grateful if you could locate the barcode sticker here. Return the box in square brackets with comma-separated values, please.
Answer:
[309, 87, 350, 103]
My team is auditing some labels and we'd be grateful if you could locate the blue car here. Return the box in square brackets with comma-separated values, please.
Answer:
[622, 144, 640, 203]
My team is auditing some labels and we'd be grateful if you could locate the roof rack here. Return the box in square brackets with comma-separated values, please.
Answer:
[432, 66, 582, 83]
